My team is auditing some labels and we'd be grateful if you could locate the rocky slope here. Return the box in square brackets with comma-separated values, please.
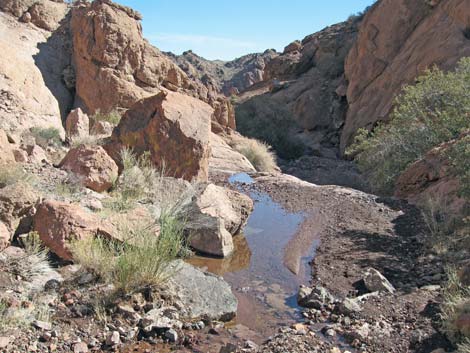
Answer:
[167, 49, 279, 96]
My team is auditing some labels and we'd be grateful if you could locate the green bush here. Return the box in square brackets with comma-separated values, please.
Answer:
[347, 58, 470, 194]
[447, 134, 470, 199]
[92, 109, 121, 125]
[441, 269, 470, 347]
[30, 127, 61, 146]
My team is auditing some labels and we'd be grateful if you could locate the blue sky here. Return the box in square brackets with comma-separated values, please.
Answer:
[117, 0, 375, 61]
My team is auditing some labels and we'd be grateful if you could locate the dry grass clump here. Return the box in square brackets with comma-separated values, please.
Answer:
[232, 136, 278, 173]
[104, 148, 161, 212]
[0, 166, 33, 188]
[441, 269, 470, 348]
[71, 211, 186, 293]
[69, 135, 103, 148]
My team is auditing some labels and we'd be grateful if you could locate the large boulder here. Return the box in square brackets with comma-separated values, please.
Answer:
[209, 133, 255, 174]
[166, 261, 237, 321]
[33, 200, 116, 260]
[0, 129, 16, 165]
[65, 108, 89, 140]
[70, 0, 192, 114]
[182, 183, 253, 257]
[111, 91, 212, 182]
[363, 268, 396, 294]
[0, 221, 11, 251]
[342, 0, 470, 152]
[395, 133, 468, 214]
[0, 182, 38, 239]
[59, 145, 118, 193]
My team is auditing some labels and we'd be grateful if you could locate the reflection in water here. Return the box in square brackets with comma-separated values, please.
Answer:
[188, 173, 319, 336]
[187, 235, 252, 275]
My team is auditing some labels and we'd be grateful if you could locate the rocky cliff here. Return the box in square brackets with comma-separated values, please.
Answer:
[342, 0, 470, 152]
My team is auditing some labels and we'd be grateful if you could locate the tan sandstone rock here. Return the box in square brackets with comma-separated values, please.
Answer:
[65, 108, 89, 140]
[183, 183, 253, 257]
[209, 133, 255, 174]
[342, 0, 470, 152]
[33, 200, 116, 260]
[111, 91, 212, 182]
[0, 221, 11, 251]
[0, 11, 70, 137]
[0, 129, 16, 165]
[59, 145, 118, 193]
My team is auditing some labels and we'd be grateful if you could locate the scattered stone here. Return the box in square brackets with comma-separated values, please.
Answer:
[105, 331, 120, 346]
[297, 285, 335, 309]
[363, 268, 396, 294]
[337, 298, 362, 315]
[73, 342, 89, 353]
[33, 320, 52, 331]
[164, 329, 178, 342]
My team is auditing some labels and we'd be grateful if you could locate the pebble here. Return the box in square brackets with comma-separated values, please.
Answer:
[164, 329, 178, 343]
[105, 331, 120, 346]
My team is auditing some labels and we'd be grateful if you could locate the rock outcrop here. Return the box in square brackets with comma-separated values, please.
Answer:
[111, 91, 212, 182]
[0, 10, 71, 138]
[33, 200, 116, 260]
[342, 0, 470, 151]
[70, 0, 192, 114]
[183, 183, 253, 257]
[59, 145, 119, 193]
[209, 133, 256, 175]
[167, 49, 279, 97]
[235, 20, 359, 158]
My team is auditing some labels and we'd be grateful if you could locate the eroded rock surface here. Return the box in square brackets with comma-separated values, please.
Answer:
[111, 91, 212, 182]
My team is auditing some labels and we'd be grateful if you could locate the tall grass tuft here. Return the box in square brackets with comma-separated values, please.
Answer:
[232, 136, 278, 173]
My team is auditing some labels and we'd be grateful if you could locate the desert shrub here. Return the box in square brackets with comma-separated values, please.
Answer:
[92, 109, 121, 125]
[232, 136, 278, 173]
[72, 212, 186, 292]
[69, 134, 102, 148]
[105, 148, 162, 211]
[235, 95, 305, 159]
[30, 127, 61, 146]
[347, 58, 470, 194]
[447, 134, 470, 199]
[0, 166, 33, 188]
[441, 269, 470, 347]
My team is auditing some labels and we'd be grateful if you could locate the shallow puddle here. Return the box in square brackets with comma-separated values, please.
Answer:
[188, 173, 321, 337]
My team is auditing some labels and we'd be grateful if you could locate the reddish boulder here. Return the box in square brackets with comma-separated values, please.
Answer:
[59, 145, 118, 192]
[111, 91, 212, 182]
[395, 134, 467, 213]
[65, 108, 89, 140]
[33, 200, 116, 260]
